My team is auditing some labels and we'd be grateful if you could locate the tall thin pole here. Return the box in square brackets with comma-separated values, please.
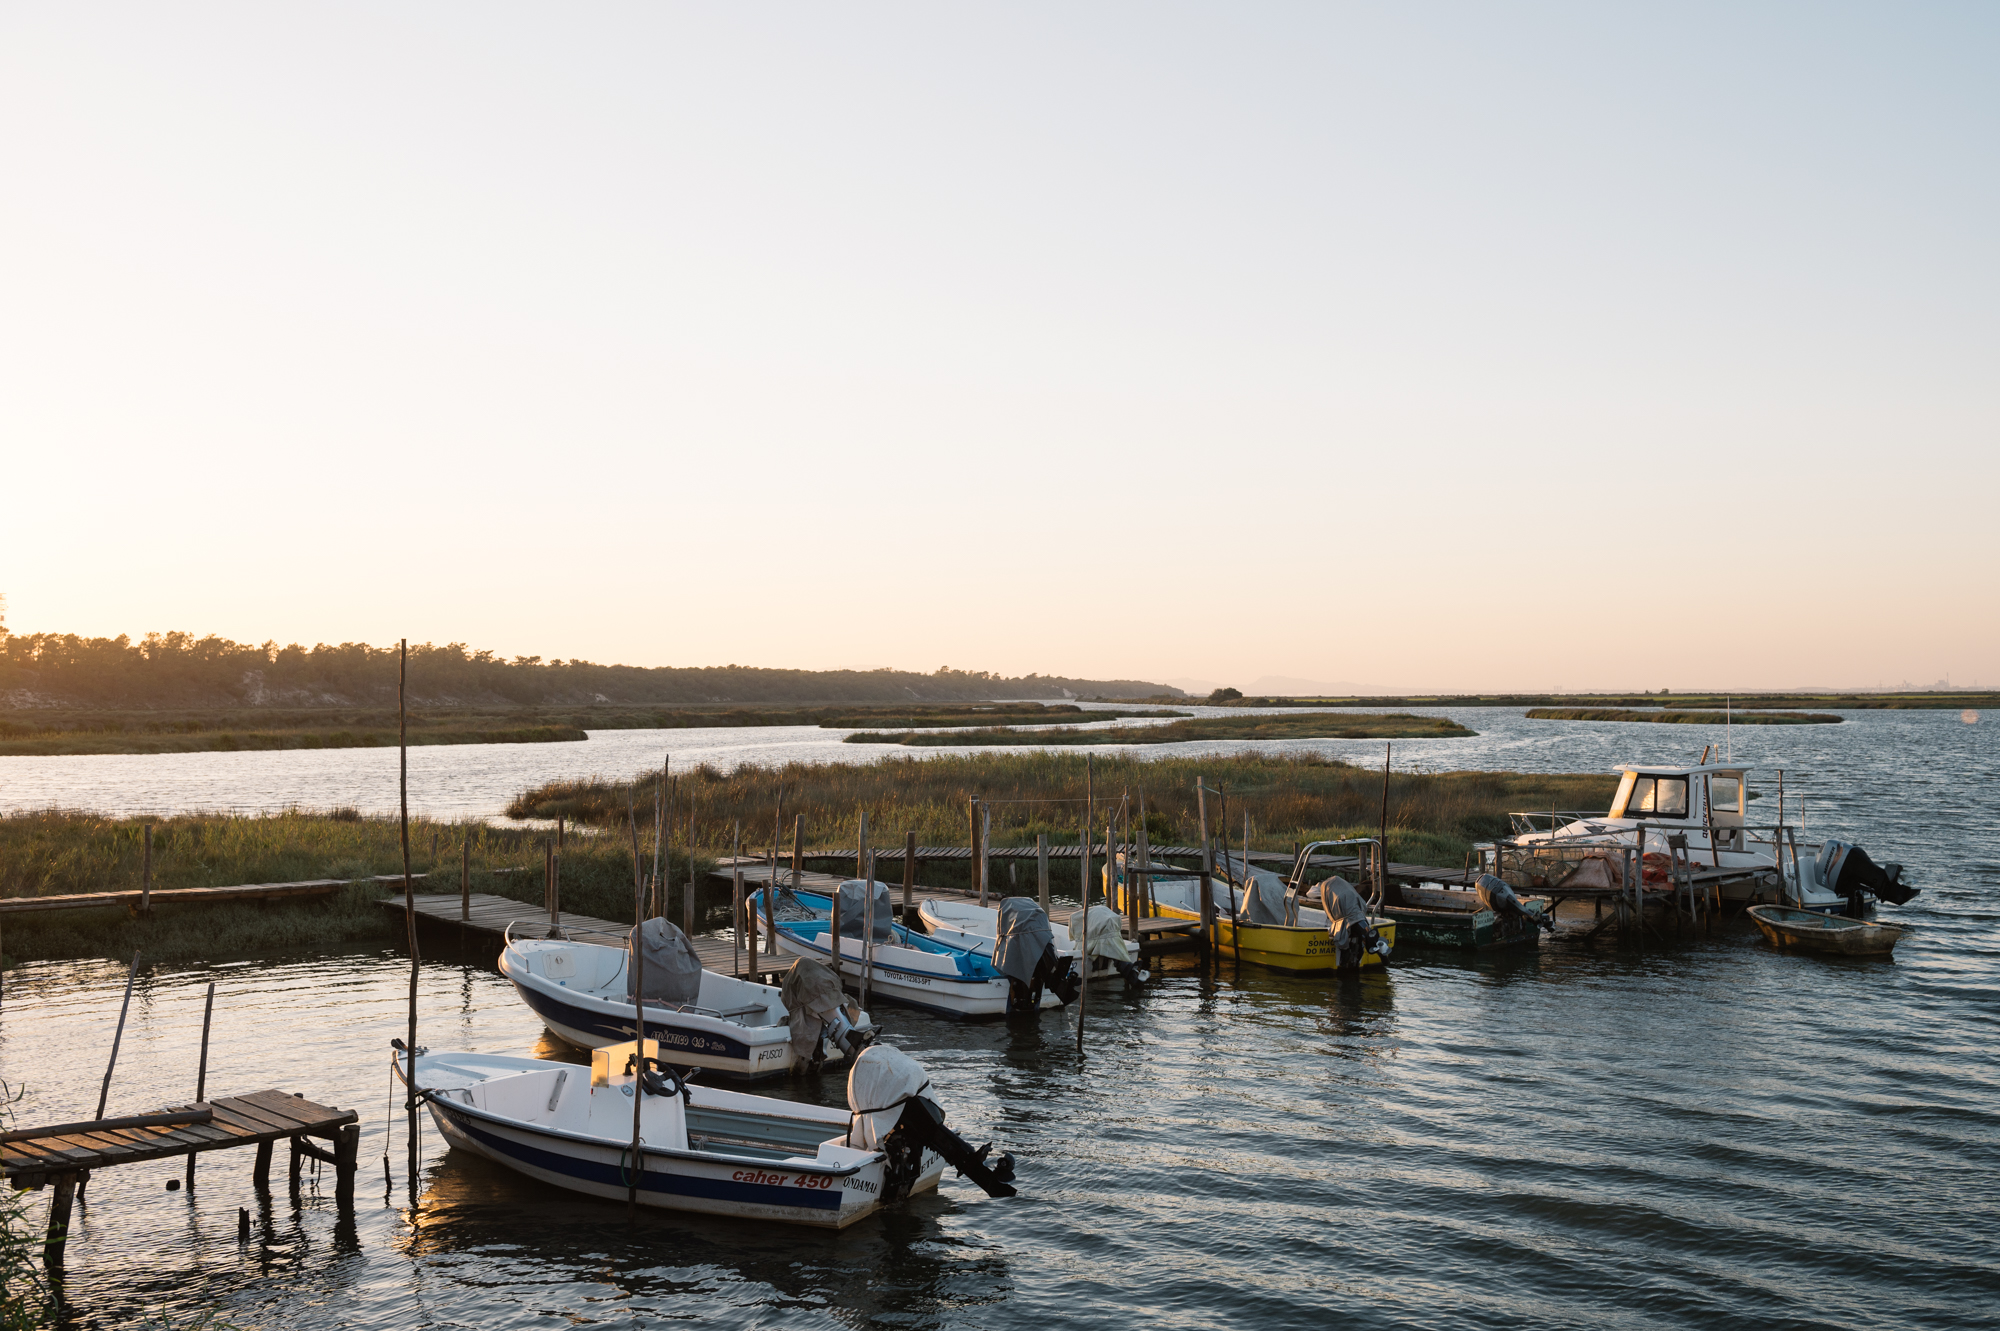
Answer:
[460, 838, 469, 924]
[1075, 815, 1089, 1057]
[141, 824, 152, 918]
[903, 831, 917, 924]
[400, 639, 418, 1196]
[184, 979, 215, 1188]
[792, 815, 804, 892]
[857, 812, 871, 1011]
[627, 789, 646, 1211]
[968, 799, 981, 903]
[93, 951, 141, 1121]
[652, 758, 668, 920]
[1379, 742, 1393, 901]
[1196, 776, 1215, 955]
[979, 802, 991, 908]
[732, 821, 743, 979]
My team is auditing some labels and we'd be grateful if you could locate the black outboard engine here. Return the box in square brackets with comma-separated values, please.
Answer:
[993, 897, 1081, 1013]
[1476, 873, 1555, 932]
[849, 1046, 1018, 1203]
[1818, 841, 1918, 913]
[1320, 875, 1392, 970]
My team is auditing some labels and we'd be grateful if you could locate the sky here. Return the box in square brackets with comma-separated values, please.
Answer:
[3, 2, 1994, 693]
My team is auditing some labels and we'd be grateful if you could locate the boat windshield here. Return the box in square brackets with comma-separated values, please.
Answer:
[1624, 775, 1689, 817]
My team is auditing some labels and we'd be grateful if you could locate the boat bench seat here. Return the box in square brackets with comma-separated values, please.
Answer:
[715, 1004, 769, 1022]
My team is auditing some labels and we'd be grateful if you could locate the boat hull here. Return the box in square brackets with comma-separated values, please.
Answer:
[1206, 915, 1396, 971]
[769, 930, 1022, 1018]
[424, 1094, 940, 1229]
[1379, 904, 1542, 950]
[1747, 905, 1907, 957]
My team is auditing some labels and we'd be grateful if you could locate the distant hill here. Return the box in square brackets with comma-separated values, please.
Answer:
[0, 631, 1180, 709]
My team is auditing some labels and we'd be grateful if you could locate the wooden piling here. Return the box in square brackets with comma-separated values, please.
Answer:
[1075, 817, 1089, 1057]
[399, 639, 418, 1195]
[1037, 834, 1050, 912]
[682, 783, 695, 938]
[460, 840, 470, 924]
[44, 1173, 77, 1263]
[1196, 777, 1215, 952]
[141, 824, 153, 918]
[903, 831, 917, 922]
[857, 812, 871, 1011]
[626, 790, 646, 1211]
[967, 800, 982, 905]
[731, 822, 743, 980]
[184, 979, 215, 1190]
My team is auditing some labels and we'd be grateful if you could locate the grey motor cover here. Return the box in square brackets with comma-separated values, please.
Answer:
[626, 917, 703, 1006]
[780, 957, 847, 1056]
[1319, 876, 1370, 935]
[1240, 873, 1291, 925]
[1475, 873, 1526, 918]
[837, 879, 897, 940]
[992, 897, 1055, 988]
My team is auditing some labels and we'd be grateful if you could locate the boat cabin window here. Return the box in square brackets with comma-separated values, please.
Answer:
[1620, 775, 1689, 818]
[1709, 775, 1741, 815]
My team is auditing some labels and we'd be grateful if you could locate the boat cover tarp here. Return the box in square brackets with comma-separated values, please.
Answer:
[1318, 876, 1370, 935]
[992, 897, 1054, 987]
[847, 1043, 928, 1148]
[837, 879, 897, 940]
[1240, 873, 1290, 925]
[626, 918, 702, 1006]
[1067, 903, 1132, 964]
[781, 958, 847, 1057]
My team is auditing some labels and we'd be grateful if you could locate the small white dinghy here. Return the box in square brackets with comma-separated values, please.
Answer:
[400, 1041, 1017, 1229]
[501, 920, 875, 1079]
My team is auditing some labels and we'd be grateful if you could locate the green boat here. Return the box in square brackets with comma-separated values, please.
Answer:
[1377, 883, 1550, 950]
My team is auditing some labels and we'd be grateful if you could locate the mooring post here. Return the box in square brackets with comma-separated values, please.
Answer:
[1075, 818, 1090, 1057]
[334, 1122, 359, 1205]
[903, 831, 917, 922]
[1037, 834, 1050, 913]
[44, 1172, 78, 1264]
[289, 1135, 305, 1192]
[1197, 777, 1215, 955]
[185, 979, 215, 1189]
[460, 840, 470, 924]
[967, 799, 981, 904]
[141, 823, 153, 918]
[732, 821, 744, 979]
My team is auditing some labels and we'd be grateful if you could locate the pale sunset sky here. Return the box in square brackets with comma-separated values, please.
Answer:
[3, 3, 1994, 692]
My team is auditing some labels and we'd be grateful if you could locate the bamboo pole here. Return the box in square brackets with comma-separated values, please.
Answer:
[93, 951, 141, 1122]
[400, 639, 418, 1196]
[184, 979, 215, 1189]
[626, 790, 646, 1211]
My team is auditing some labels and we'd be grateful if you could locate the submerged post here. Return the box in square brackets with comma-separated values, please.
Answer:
[184, 979, 215, 1190]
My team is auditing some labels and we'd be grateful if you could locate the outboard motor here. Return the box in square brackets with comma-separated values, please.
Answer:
[1476, 873, 1555, 933]
[993, 897, 1081, 1013]
[780, 958, 871, 1070]
[847, 1046, 1017, 1202]
[1817, 841, 1916, 912]
[1320, 875, 1391, 970]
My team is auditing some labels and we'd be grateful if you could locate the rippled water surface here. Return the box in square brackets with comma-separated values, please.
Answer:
[3, 709, 1996, 1327]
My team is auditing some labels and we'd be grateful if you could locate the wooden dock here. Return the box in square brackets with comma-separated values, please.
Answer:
[4, 1090, 359, 1262]
[382, 891, 793, 979]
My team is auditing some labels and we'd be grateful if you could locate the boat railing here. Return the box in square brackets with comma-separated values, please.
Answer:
[1505, 810, 1615, 837]
[1481, 822, 1813, 904]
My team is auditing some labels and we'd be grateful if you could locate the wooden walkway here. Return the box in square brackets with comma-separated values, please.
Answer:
[4, 1090, 359, 1262]
[382, 892, 792, 979]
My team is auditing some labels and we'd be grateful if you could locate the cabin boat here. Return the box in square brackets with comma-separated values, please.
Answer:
[751, 886, 1058, 1018]
[1512, 763, 1909, 913]
[401, 1041, 1012, 1228]
[499, 931, 873, 1079]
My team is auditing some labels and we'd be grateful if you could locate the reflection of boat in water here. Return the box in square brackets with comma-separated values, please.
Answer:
[1509, 763, 1916, 915]
[1748, 905, 1909, 957]
[1126, 843, 1396, 972]
[401, 1041, 1018, 1229]
[500, 922, 874, 1079]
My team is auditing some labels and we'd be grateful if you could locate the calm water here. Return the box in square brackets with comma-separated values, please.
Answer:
[2, 709, 1996, 1327]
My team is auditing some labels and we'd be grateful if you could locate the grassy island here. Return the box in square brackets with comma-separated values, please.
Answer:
[1525, 708, 1841, 725]
[845, 712, 1473, 747]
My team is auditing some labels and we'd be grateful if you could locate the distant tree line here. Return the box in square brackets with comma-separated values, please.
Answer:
[0, 629, 1177, 708]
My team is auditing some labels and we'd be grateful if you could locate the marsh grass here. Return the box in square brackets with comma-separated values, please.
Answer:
[508, 751, 1618, 887]
[0, 810, 712, 965]
[1525, 708, 1841, 725]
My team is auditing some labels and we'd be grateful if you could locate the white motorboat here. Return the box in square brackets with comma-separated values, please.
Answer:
[753, 883, 1061, 1019]
[399, 1040, 1017, 1229]
[501, 925, 874, 1079]
[916, 897, 1137, 985]
[1510, 763, 1915, 912]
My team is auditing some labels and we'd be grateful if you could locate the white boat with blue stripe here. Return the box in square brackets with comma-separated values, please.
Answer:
[400, 1041, 1017, 1229]
[752, 884, 1057, 1019]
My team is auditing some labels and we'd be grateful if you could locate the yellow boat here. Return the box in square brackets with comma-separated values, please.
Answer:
[1107, 840, 1395, 972]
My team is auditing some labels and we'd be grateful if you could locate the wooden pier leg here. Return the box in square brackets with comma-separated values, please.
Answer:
[289, 1136, 305, 1192]
[44, 1172, 78, 1264]
[253, 1139, 274, 1187]
[334, 1123, 360, 1205]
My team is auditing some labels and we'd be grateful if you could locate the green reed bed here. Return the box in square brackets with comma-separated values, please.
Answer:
[509, 751, 1618, 893]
